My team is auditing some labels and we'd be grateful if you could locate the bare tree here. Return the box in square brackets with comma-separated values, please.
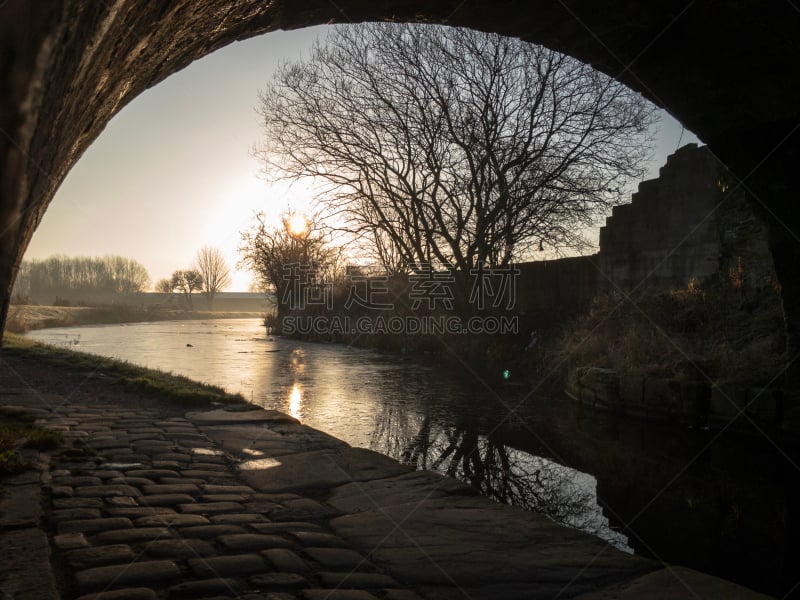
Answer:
[154, 278, 174, 305]
[193, 246, 232, 309]
[258, 23, 656, 276]
[170, 269, 203, 310]
[239, 211, 339, 319]
[105, 256, 151, 293]
[155, 278, 173, 294]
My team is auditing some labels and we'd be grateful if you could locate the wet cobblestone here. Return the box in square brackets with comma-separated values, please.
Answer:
[36, 402, 394, 597]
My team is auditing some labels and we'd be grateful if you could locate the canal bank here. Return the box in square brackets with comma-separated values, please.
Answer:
[0, 343, 769, 599]
[5, 304, 265, 333]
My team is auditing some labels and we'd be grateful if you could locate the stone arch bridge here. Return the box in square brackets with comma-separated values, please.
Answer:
[2, 1, 799, 349]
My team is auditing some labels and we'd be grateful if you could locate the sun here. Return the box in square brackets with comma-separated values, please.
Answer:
[287, 213, 309, 236]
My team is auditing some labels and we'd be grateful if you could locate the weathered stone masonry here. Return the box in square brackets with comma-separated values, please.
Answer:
[514, 144, 776, 318]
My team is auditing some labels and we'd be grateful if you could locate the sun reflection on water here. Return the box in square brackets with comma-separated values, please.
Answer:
[288, 383, 303, 420]
[290, 348, 306, 375]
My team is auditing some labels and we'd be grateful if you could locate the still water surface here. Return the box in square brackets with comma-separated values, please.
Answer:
[27, 318, 799, 596]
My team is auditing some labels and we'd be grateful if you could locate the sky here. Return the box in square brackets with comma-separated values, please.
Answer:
[25, 25, 699, 292]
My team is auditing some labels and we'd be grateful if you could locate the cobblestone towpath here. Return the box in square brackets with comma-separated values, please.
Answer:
[0, 359, 770, 599]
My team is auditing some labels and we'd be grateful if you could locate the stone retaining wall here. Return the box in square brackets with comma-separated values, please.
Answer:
[566, 366, 789, 435]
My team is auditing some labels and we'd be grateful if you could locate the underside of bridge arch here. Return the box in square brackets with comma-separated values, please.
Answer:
[2, 1, 800, 361]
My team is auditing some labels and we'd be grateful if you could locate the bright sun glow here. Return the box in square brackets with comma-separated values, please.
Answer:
[208, 174, 318, 290]
[287, 213, 309, 236]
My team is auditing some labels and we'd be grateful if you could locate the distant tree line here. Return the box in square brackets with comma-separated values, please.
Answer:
[14, 255, 151, 301]
[13, 247, 235, 309]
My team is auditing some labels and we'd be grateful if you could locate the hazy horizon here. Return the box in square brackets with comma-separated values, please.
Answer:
[24, 25, 699, 292]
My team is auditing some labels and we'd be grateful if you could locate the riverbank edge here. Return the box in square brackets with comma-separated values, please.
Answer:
[0, 335, 772, 599]
[1, 333, 247, 407]
[5, 304, 265, 334]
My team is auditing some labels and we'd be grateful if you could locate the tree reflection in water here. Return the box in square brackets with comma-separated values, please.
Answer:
[370, 406, 631, 551]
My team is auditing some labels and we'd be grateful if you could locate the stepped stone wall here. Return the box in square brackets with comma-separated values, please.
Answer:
[598, 144, 723, 292]
[515, 144, 776, 318]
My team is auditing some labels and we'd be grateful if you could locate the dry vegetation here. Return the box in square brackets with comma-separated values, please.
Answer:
[0, 406, 62, 474]
[552, 275, 787, 387]
[5, 304, 262, 333]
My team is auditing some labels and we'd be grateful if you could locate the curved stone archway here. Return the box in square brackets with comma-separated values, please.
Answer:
[2, 1, 799, 346]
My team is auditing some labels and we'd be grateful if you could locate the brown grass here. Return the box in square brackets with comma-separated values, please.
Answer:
[5, 304, 262, 333]
[552, 277, 787, 386]
[0, 407, 62, 475]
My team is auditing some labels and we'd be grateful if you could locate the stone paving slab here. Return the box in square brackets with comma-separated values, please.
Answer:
[209, 512, 271, 524]
[65, 544, 136, 570]
[96, 526, 175, 543]
[52, 497, 104, 509]
[197, 423, 347, 455]
[0, 482, 43, 528]
[54, 532, 90, 551]
[134, 513, 210, 526]
[249, 572, 309, 588]
[218, 532, 297, 551]
[261, 548, 313, 573]
[188, 553, 267, 577]
[319, 571, 401, 588]
[331, 496, 653, 599]
[74, 559, 183, 591]
[51, 507, 102, 521]
[239, 447, 411, 493]
[57, 516, 133, 534]
[75, 587, 158, 600]
[301, 590, 380, 600]
[185, 407, 298, 425]
[0, 529, 58, 599]
[178, 524, 249, 538]
[140, 493, 197, 506]
[74, 484, 141, 497]
[572, 566, 773, 599]
[168, 577, 243, 597]
[144, 538, 217, 558]
[250, 520, 322, 533]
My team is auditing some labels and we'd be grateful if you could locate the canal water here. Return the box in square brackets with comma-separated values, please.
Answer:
[27, 318, 799, 596]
